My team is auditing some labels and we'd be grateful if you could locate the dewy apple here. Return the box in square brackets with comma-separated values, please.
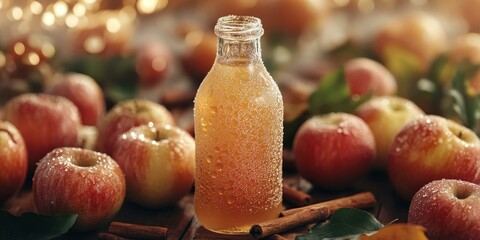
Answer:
[194, 16, 283, 234]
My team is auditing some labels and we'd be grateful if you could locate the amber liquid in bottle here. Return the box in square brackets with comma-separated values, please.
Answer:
[194, 16, 283, 234]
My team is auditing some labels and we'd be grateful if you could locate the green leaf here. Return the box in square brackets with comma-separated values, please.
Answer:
[307, 68, 371, 115]
[296, 208, 383, 240]
[449, 61, 480, 133]
[0, 210, 77, 240]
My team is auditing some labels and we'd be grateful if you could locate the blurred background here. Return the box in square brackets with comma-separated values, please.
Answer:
[0, 0, 479, 137]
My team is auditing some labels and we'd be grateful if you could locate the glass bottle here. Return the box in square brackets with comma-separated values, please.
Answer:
[193, 15, 284, 234]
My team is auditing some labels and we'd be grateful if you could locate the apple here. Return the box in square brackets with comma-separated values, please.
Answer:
[96, 99, 174, 156]
[0, 121, 28, 204]
[33, 147, 126, 231]
[135, 41, 171, 86]
[373, 11, 447, 96]
[448, 33, 480, 93]
[3, 93, 81, 170]
[344, 58, 397, 96]
[408, 179, 480, 240]
[46, 73, 105, 126]
[355, 96, 424, 169]
[387, 115, 480, 200]
[293, 113, 376, 189]
[181, 31, 217, 83]
[460, 0, 480, 32]
[112, 123, 195, 208]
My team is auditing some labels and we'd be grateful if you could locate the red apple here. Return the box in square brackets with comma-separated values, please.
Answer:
[181, 31, 217, 83]
[344, 58, 397, 96]
[96, 99, 174, 156]
[112, 123, 195, 208]
[388, 115, 480, 200]
[46, 73, 105, 126]
[3, 93, 81, 170]
[355, 96, 424, 169]
[33, 147, 126, 231]
[408, 179, 480, 240]
[293, 113, 376, 189]
[0, 121, 28, 204]
[135, 41, 171, 86]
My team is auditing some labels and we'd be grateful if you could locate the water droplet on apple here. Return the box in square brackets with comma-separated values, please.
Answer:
[227, 196, 236, 205]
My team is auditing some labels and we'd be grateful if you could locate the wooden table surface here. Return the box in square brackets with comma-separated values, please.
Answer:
[3, 164, 410, 240]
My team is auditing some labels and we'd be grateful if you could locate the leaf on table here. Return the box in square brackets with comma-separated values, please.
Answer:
[295, 208, 383, 240]
[359, 223, 428, 240]
[0, 210, 77, 240]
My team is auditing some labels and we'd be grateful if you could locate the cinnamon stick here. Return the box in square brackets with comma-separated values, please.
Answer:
[98, 232, 131, 240]
[280, 191, 376, 217]
[250, 206, 329, 239]
[108, 221, 168, 240]
[282, 184, 312, 207]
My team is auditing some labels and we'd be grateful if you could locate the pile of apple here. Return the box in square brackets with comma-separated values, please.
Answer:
[290, 17, 480, 239]
[0, 73, 195, 231]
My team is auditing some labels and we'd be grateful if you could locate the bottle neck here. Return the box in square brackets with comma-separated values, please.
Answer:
[216, 37, 262, 64]
[214, 16, 264, 65]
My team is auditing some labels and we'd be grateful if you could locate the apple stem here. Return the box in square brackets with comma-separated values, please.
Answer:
[458, 131, 463, 139]
[156, 129, 160, 141]
[0, 128, 16, 144]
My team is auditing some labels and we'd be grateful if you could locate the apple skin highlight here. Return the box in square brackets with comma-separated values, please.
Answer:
[33, 147, 126, 231]
[388, 115, 480, 200]
[408, 179, 480, 240]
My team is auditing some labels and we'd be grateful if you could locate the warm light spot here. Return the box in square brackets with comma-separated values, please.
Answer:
[10, 6, 24, 21]
[185, 30, 203, 47]
[152, 57, 167, 72]
[333, 0, 350, 7]
[65, 13, 79, 28]
[30, 1, 44, 15]
[53, 1, 68, 17]
[272, 45, 291, 65]
[26, 52, 40, 65]
[357, 0, 374, 14]
[106, 17, 121, 33]
[41, 42, 55, 58]
[121, 5, 137, 21]
[84, 35, 105, 54]
[0, 52, 6, 68]
[13, 42, 26, 56]
[0, 0, 4, 10]
[82, 0, 97, 5]
[137, 0, 167, 14]
[73, 3, 86, 17]
[410, 0, 428, 6]
[42, 11, 56, 26]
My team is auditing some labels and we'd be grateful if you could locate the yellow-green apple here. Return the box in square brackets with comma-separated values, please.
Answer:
[135, 41, 171, 86]
[408, 179, 480, 240]
[344, 58, 397, 96]
[0, 121, 28, 204]
[293, 113, 376, 189]
[112, 123, 195, 208]
[46, 73, 105, 126]
[32, 147, 126, 231]
[373, 11, 447, 96]
[355, 96, 424, 169]
[387, 115, 480, 200]
[96, 99, 174, 156]
[3, 93, 81, 171]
